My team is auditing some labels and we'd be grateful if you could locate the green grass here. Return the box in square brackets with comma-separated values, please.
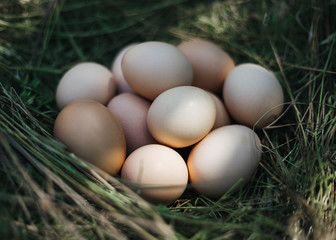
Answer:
[1, 0, 336, 239]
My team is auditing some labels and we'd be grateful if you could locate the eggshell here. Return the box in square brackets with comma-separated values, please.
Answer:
[54, 100, 126, 175]
[121, 41, 193, 100]
[107, 93, 156, 154]
[147, 86, 216, 148]
[111, 43, 138, 94]
[207, 92, 230, 130]
[177, 39, 235, 93]
[121, 144, 188, 205]
[187, 125, 261, 198]
[223, 63, 284, 129]
[56, 62, 116, 109]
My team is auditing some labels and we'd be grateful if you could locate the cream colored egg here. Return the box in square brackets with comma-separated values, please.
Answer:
[54, 100, 126, 175]
[111, 43, 138, 94]
[187, 125, 261, 199]
[223, 63, 284, 129]
[56, 62, 116, 109]
[177, 39, 235, 93]
[107, 93, 156, 154]
[207, 92, 230, 130]
[121, 41, 193, 100]
[147, 86, 216, 148]
[121, 144, 188, 205]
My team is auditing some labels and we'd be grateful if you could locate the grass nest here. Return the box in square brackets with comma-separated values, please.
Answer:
[1, 0, 335, 239]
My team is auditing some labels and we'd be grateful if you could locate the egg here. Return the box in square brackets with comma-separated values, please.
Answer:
[121, 41, 193, 100]
[54, 100, 126, 175]
[111, 43, 138, 94]
[107, 93, 156, 154]
[223, 63, 284, 129]
[56, 62, 116, 109]
[177, 39, 235, 93]
[207, 91, 230, 130]
[121, 144, 188, 205]
[187, 125, 261, 199]
[147, 86, 216, 148]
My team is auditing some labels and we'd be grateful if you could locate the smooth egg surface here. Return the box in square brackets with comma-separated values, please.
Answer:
[121, 41, 193, 100]
[121, 144, 188, 205]
[56, 62, 116, 109]
[147, 86, 216, 148]
[54, 100, 126, 175]
[207, 91, 230, 130]
[107, 93, 156, 154]
[187, 124, 261, 199]
[223, 63, 284, 129]
[177, 39, 235, 93]
[111, 43, 138, 94]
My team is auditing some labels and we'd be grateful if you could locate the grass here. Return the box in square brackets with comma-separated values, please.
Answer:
[0, 0, 336, 239]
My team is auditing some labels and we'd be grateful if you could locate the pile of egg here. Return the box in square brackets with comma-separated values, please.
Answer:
[54, 39, 284, 205]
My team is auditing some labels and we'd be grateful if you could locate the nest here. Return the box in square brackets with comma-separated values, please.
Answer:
[1, 0, 335, 239]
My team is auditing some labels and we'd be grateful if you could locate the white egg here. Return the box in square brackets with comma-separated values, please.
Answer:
[122, 41, 193, 100]
[223, 63, 284, 129]
[111, 43, 138, 94]
[56, 62, 116, 109]
[147, 86, 216, 148]
[121, 144, 188, 205]
[187, 124, 261, 198]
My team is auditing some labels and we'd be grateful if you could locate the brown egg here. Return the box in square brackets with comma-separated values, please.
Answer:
[121, 144, 188, 205]
[121, 41, 193, 100]
[54, 100, 126, 175]
[177, 39, 235, 93]
[223, 63, 284, 129]
[56, 62, 116, 109]
[187, 125, 261, 198]
[107, 93, 156, 154]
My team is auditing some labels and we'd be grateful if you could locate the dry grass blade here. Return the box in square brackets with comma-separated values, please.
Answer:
[0, 84, 177, 239]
